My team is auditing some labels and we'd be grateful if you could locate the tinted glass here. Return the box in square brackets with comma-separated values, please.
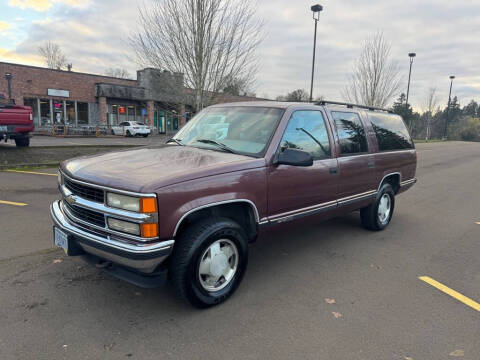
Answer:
[332, 111, 368, 155]
[280, 111, 331, 160]
[369, 113, 414, 151]
[174, 107, 284, 157]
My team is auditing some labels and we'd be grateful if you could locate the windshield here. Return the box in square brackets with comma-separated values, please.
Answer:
[173, 106, 284, 157]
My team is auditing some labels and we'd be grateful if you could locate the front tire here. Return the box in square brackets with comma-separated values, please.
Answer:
[15, 137, 30, 147]
[360, 183, 395, 231]
[169, 217, 248, 308]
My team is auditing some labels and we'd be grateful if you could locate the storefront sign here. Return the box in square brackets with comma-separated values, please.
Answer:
[119, 106, 126, 114]
[47, 89, 70, 97]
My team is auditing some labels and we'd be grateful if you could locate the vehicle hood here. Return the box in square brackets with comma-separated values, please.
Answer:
[61, 145, 266, 193]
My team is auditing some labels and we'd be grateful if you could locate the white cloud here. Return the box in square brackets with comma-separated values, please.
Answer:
[8, 0, 91, 12]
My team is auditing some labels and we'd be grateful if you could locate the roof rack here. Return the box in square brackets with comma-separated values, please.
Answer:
[315, 100, 393, 113]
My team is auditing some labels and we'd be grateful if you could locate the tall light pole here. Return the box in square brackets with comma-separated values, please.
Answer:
[443, 75, 455, 140]
[309, 4, 323, 102]
[405, 53, 416, 110]
[5, 72, 13, 104]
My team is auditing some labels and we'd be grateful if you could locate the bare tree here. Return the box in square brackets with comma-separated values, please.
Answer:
[275, 89, 309, 102]
[38, 41, 67, 70]
[105, 67, 131, 79]
[342, 32, 402, 108]
[130, 0, 263, 111]
[423, 87, 438, 141]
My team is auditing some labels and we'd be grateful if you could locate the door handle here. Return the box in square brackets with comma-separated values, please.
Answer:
[367, 159, 375, 168]
[329, 167, 338, 174]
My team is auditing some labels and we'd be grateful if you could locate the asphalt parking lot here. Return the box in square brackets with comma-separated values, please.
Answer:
[0, 141, 479, 359]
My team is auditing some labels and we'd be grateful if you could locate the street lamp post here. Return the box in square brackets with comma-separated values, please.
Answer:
[443, 75, 455, 140]
[5, 72, 13, 104]
[405, 53, 416, 109]
[309, 4, 323, 102]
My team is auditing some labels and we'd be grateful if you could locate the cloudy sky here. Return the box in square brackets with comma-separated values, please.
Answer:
[0, 0, 478, 110]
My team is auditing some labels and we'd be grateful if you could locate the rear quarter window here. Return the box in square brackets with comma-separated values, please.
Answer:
[368, 113, 414, 151]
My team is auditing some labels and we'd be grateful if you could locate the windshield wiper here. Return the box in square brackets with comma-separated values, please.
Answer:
[166, 138, 184, 146]
[194, 139, 237, 154]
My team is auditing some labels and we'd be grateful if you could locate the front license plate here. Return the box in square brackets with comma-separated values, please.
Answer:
[0, 126, 7, 132]
[54, 227, 69, 253]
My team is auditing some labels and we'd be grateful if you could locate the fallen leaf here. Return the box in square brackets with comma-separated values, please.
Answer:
[53, 259, 63, 264]
[134, 292, 142, 296]
[325, 298, 336, 304]
[449, 349, 464, 357]
[332, 311, 342, 319]
[405, 357, 413, 360]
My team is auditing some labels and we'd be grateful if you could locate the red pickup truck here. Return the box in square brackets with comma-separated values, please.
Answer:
[0, 100, 34, 147]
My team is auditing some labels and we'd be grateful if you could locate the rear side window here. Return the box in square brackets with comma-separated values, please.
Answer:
[280, 110, 331, 160]
[332, 111, 368, 155]
[368, 113, 414, 151]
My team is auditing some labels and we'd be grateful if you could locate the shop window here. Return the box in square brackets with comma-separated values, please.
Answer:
[40, 99, 51, 126]
[77, 102, 89, 125]
[53, 101, 64, 124]
[23, 98, 39, 126]
[128, 106, 135, 122]
[108, 104, 118, 125]
[66, 101, 75, 124]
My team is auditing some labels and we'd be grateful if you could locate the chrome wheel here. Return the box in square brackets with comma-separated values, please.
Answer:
[377, 193, 391, 225]
[198, 239, 239, 292]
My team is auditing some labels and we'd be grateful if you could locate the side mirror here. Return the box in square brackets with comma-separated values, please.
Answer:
[277, 148, 313, 167]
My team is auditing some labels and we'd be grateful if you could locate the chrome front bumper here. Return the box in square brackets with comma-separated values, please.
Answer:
[50, 200, 174, 273]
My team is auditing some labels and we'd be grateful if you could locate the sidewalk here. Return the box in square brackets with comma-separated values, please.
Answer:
[1, 133, 170, 147]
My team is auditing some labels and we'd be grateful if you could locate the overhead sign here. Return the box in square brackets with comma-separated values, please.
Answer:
[47, 88, 70, 97]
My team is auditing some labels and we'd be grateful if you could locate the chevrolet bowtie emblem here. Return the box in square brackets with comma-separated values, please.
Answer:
[65, 195, 76, 205]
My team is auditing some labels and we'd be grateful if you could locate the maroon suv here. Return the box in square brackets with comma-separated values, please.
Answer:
[51, 101, 417, 308]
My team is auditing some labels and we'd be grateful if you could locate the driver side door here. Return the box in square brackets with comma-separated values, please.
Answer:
[267, 110, 338, 224]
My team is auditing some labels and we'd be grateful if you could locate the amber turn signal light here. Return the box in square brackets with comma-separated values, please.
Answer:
[141, 223, 158, 238]
[140, 197, 157, 213]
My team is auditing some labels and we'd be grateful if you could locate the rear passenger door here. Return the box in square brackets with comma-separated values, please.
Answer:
[330, 111, 377, 203]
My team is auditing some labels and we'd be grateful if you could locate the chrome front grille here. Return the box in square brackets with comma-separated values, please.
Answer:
[64, 177, 104, 203]
[64, 201, 106, 228]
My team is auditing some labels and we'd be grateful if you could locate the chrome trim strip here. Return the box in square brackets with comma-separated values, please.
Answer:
[337, 190, 377, 205]
[51, 201, 173, 254]
[269, 200, 337, 221]
[60, 185, 156, 223]
[268, 190, 378, 224]
[377, 172, 402, 192]
[400, 178, 416, 186]
[61, 201, 158, 242]
[61, 170, 157, 198]
[173, 199, 261, 237]
[272, 202, 337, 224]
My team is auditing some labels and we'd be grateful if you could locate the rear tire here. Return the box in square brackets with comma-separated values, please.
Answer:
[126, 130, 132, 137]
[14, 137, 30, 147]
[169, 217, 248, 308]
[360, 183, 395, 231]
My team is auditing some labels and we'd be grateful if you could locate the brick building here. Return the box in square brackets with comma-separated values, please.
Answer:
[0, 61, 262, 133]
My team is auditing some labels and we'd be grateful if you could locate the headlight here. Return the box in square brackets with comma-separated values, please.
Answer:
[107, 218, 140, 235]
[106, 192, 157, 213]
[107, 192, 140, 212]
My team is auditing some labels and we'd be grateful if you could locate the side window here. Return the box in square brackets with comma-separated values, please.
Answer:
[332, 111, 368, 155]
[368, 113, 414, 151]
[280, 110, 331, 160]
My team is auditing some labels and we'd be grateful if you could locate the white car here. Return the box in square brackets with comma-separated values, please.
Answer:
[111, 121, 151, 137]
